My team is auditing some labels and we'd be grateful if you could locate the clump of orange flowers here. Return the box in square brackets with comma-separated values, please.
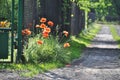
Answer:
[36, 17, 54, 38]
[36, 17, 70, 48]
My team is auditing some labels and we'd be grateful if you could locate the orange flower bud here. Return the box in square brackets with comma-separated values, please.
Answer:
[37, 40, 43, 45]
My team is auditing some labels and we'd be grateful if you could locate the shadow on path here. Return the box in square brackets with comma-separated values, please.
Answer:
[72, 47, 120, 69]
[72, 25, 120, 69]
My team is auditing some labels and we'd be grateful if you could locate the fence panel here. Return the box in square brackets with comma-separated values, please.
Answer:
[0, 32, 8, 59]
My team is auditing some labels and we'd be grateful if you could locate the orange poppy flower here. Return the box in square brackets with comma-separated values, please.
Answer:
[63, 31, 69, 37]
[23, 29, 31, 36]
[42, 32, 49, 38]
[37, 40, 43, 45]
[43, 27, 51, 33]
[26, 30, 31, 35]
[48, 21, 54, 27]
[42, 30, 49, 34]
[40, 18, 47, 23]
[64, 43, 70, 48]
[35, 24, 40, 28]
[40, 23, 46, 28]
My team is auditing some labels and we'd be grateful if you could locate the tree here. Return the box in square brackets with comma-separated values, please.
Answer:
[39, 0, 61, 25]
[70, 1, 85, 35]
[23, 0, 37, 29]
[0, 0, 11, 21]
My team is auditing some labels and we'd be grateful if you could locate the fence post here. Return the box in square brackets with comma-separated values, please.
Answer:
[17, 0, 23, 63]
[71, 2, 80, 35]
[11, 0, 15, 63]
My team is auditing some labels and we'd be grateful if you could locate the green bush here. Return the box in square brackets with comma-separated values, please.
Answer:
[23, 18, 71, 64]
[24, 35, 71, 64]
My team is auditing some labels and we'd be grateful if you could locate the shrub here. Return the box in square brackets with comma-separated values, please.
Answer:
[23, 18, 71, 64]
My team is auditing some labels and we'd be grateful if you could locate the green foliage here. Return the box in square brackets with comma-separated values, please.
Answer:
[74, 0, 115, 22]
[24, 34, 71, 64]
[0, 0, 11, 20]
[0, 0, 18, 27]
[109, 24, 120, 48]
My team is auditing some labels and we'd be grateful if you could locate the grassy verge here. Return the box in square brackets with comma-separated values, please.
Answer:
[109, 24, 120, 48]
[69, 23, 101, 60]
[0, 23, 101, 77]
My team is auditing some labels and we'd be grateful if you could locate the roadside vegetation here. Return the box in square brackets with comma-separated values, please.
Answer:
[109, 23, 120, 48]
[0, 23, 100, 77]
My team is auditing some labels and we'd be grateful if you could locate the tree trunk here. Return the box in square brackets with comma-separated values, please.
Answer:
[70, 2, 85, 35]
[23, 0, 37, 29]
[39, 0, 61, 25]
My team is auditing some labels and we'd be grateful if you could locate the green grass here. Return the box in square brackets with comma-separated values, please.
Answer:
[0, 62, 64, 77]
[0, 23, 101, 77]
[109, 24, 120, 48]
[69, 23, 101, 60]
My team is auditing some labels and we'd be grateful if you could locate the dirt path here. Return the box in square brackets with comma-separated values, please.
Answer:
[0, 25, 120, 80]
